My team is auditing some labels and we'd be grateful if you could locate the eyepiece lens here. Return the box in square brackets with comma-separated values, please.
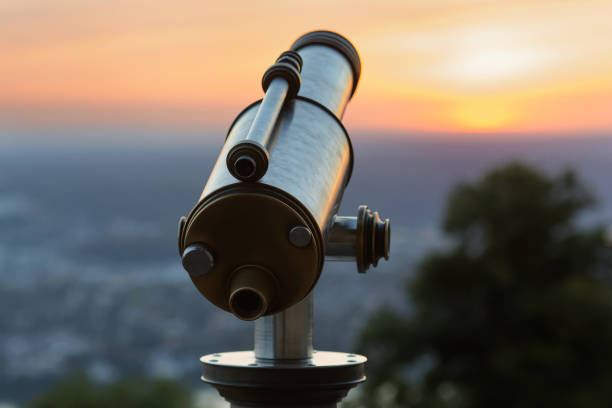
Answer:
[229, 288, 265, 320]
[234, 156, 256, 179]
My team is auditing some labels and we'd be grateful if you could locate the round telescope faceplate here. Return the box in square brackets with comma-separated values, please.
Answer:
[183, 191, 321, 316]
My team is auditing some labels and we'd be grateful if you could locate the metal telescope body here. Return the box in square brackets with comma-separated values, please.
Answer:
[178, 31, 390, 407]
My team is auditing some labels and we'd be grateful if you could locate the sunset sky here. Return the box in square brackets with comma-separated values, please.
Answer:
[1, 0, 611, 140]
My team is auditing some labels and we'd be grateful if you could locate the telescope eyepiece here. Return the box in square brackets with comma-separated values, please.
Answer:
[229, 267, 277, 321]
[234, 155, 257, 179]
[229, 288, 266, 321]
[226, 141, 269, 182]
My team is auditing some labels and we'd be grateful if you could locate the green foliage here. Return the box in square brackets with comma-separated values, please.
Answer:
[357, 163, 612, 408]
[27, 375, 192, 408]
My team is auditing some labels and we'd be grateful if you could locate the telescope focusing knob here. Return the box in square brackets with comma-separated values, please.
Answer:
[325, 206, 391, 273]
[357, 205, 390, 273]
[275, 50, 303, 72]
[262, 51, 303, 99]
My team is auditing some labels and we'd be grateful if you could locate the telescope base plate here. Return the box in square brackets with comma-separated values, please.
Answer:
[201, 350, 366, 407]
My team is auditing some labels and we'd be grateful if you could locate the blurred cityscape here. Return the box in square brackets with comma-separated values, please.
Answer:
[1, 134, 611, 406]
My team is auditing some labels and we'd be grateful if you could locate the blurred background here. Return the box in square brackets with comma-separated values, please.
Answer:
[1, 1, 611, 407]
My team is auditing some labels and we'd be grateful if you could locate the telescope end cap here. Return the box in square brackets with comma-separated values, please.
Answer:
[290, 30, 361, 97]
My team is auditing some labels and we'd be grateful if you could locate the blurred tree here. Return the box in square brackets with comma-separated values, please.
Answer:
[356, 163, 612, 408]
[27, 375, 193, 408]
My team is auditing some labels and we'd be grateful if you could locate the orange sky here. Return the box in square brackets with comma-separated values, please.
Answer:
[1, 0, 611, 138]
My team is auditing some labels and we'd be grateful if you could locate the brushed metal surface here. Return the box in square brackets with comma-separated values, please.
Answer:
[325, 216, 358, 261]
[295, 44, 354, 118]
[201, 98, 351, 237]
[201, 350, 366, 368]
[231, 404, 335, 408]
[245, 78, 288, 149]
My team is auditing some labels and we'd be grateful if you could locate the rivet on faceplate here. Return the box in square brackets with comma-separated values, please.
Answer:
[288, 226, 312, 248]
[181, 243, 215, 277]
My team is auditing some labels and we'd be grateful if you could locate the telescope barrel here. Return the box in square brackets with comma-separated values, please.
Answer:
[178, 30, 388, 320]
[179, 30, 387, 408]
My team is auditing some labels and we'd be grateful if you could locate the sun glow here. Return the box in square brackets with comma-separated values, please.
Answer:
[350, 1, 612, 134]
[452, 102, 516, 132]
[445, 48, 555, 86]
[420, 26, 560, 89]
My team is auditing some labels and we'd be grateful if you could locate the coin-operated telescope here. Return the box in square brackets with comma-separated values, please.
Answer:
[178, 30, 390, 408]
